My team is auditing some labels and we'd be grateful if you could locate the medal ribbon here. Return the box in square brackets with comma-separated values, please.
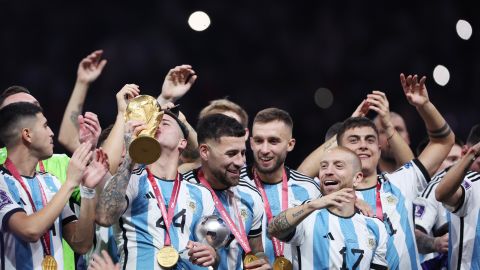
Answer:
[253, 168, 287, 257]
[375, 178, 384, 222]
[197, 170, 252, 254]
[146, 168, 181, 246]
[4, 158, 52, 256]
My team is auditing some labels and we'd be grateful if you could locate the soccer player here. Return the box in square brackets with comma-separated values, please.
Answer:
[0, 102, 107, 269]
[240, 107, 321, 268]
[96, 108, 218, 270]
[435, 125, 480, 270]
[335, 74, 454, 269]
[183, 114, 270, 270]
[268, 146, 389, 270]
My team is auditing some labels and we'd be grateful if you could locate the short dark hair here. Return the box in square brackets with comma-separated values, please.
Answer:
[253, 108, 293, 130]
[467, 124, 480, 146]
[325, 122, 343, 141]
[337, 117, 379, 145]
[0, 85, 31, 108]
[197, 114, 245, 144]
[0, 102, 43, 146]
[97, 124, 114, 147]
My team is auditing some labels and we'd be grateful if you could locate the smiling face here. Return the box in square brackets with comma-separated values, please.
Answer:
[338, 126, 381, 177]
[200, 136, 246, 188]
[250, 120, 295, 175]
[318, 147, 362, 195]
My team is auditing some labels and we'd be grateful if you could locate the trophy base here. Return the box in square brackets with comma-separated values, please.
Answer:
[129, 136, 161, 164]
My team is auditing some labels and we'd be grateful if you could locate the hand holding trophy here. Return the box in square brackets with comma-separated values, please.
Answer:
[124, 95, 163, 164]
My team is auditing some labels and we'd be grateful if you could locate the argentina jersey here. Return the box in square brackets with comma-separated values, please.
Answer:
[442, 170, 480, 270]
[356, 159, 430, 269]
[0, 167, 77, 270]
[240, 165, 321, 268]
[414, 169, 449, 265]
[114, 167, 215, 270]
[287, 207, 388, 270]
[183, 169, 264, 270]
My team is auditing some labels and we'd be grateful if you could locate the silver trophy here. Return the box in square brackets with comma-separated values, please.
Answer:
[194, 215, 231, 249]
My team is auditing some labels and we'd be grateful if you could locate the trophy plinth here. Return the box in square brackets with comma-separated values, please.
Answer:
[129, 136, 161, 165]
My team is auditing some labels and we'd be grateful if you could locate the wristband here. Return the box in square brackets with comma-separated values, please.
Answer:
[80, 185, 96, 199]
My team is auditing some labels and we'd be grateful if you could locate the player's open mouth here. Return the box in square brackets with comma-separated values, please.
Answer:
[324, 180, 339, 186]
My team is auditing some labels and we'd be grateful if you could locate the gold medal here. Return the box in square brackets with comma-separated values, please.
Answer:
[273, 256, 293, 270]
[41, 255, 57, 270]
[243, 253, 259, 267]
[156, 246, 179, 268]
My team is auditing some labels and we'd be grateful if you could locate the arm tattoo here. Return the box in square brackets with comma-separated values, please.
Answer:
[428, 123, 451, 139]
[70, 104, 83, 129]
[96, 132, 134, 225]
[268, 211, 293, 241]
[415, 230, 436, 254]
[292, 209, 304, 218]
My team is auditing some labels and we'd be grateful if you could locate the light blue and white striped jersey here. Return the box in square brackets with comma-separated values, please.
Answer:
[0, 167, 77, 270]
[442, 170, 480, 270]
[414, 168, 449, 264]
[184, 168, 264, 270]
[114, 167, 215, 270]
[287, 207, 389, 270]
[240, 165, 321, 268]
[356, 159, 429, 269]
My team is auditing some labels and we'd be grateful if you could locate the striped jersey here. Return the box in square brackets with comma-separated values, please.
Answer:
[413, 168, 449, 265]
[287, 207, 389, 270]
[442, 170, 480, 270]
[114, 166, 215, 270]
[0, 166, 77, 270]
[355, 159, 430, 269]
[184, 168, 264, 270]
[240, 165, 321, 268]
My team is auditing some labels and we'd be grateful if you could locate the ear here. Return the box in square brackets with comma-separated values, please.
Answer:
[352, 171, 363, 188]
[244, 128, 250, 142]
[287, 138, 296, 152]
[199, 144, 209, 161]
[21, 128, 33, 144]
[178, 138, 187, 152]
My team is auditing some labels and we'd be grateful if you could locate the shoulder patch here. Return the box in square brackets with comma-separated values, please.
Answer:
[414, 204, 425, 218]
[0, 189, 13, 210]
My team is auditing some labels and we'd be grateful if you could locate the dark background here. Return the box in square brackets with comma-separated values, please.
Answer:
[1, 0, 478, 167]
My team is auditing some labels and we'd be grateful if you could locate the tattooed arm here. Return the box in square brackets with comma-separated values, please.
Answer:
[415, 229, 448, 254]
[95, 121, 144, 226]
[58, 50, 107, 153]
[268, 188, 355, 241]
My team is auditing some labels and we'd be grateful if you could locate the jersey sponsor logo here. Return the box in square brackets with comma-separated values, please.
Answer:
[323, 232, 334, 240]
[414, 204, 425, 218]
[0, 190, 12, 210]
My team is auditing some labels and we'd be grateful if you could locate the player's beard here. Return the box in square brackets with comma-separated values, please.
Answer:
[254, 152, 287, 175]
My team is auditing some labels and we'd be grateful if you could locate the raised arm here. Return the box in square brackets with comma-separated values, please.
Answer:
[297, 99, 371, 177]
[436, 142, 480, 206]
[157, 64, 197, 105]
[367, 91, 414, 166]
[400, 74, 455, 176]
[58, 50, 107, 153]
[268, 189, 354, 241]
[96, 121, 144, 226]
[8, 142, 92, 242]
[102, 84, 140, 174]
[63, 148, 109, 254]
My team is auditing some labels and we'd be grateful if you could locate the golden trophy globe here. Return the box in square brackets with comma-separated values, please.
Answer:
[125, 95, 163, 164]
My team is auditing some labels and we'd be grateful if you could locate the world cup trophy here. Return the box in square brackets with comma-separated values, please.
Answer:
[194, 215, 231, 249]
[125, 95, 163, 164]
